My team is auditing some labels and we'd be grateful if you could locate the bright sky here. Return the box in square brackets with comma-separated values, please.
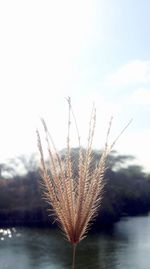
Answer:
[0, 0, 150, 172]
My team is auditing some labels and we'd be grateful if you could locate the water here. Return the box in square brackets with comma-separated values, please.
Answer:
[0, 215, 150, 268]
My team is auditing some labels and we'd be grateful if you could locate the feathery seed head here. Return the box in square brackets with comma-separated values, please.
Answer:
[37, 100, 131, 246]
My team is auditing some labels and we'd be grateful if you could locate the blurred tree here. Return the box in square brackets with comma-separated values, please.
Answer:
[0, 162, 16, 178]
[0, 149, 149, 228]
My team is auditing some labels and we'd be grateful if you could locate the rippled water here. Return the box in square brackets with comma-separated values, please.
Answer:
[0, 215, 150, 268]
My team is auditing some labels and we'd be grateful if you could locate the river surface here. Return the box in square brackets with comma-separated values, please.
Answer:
[0, 215, 150, 269]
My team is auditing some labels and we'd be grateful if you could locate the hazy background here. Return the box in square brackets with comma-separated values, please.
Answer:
[1, 2, 150, 268]
[0, 0, 150, 172]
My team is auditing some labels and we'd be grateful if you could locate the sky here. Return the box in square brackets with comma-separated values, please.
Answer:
[0, 0, 150, 172]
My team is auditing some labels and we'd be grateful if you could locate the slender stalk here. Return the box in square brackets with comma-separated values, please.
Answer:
[72, 244, 77, 269]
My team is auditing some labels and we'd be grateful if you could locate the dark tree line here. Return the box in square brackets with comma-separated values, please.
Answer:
[0, 149, 150, 229]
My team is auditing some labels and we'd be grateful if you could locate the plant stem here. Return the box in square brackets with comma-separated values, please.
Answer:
[72, 244, 77, 269]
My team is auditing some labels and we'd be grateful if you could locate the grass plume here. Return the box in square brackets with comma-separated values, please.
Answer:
[36, 98, 131, 268]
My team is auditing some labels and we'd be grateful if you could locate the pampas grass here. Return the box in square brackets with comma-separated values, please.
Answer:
[37, 98, 131, 269]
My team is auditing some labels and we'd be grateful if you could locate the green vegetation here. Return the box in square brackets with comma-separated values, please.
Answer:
[0, 150, 150, 229]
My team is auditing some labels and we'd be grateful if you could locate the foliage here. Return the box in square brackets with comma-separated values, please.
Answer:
[0, 150, 150, 229]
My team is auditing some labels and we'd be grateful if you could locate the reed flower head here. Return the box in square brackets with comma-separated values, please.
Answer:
[37, 98, 131, 268]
